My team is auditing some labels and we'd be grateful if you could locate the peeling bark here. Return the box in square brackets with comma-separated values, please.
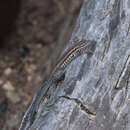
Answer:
[20, 0, 130, 129]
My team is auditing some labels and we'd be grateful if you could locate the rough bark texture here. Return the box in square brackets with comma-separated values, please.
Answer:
[23, 0, 130, 129]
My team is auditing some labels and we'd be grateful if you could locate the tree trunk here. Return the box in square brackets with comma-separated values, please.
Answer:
[20, 0, 130, 129]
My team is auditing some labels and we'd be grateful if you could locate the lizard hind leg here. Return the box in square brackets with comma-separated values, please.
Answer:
[46, 70, 66, 106]
[53, 69, 66, 84]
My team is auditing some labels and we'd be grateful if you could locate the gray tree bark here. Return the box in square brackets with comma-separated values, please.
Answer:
[21, 0, 130, 129]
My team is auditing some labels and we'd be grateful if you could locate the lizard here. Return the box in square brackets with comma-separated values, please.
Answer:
[19, 39, 96, 130]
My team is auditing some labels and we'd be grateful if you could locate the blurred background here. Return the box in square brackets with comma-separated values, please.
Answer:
[0, 0, 83, 129]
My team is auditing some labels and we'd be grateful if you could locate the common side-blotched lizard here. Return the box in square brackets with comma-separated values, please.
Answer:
[19, 39, 96, 130]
